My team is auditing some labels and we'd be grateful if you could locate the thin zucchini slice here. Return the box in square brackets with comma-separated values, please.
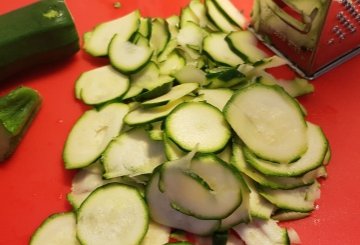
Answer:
[163, 133, 187, 161]
[161, 154, 243, 219]
[142, 83, 199, 108]
[233, 219, 289, 245]
[109, 35, 153, 74]
[124, 98, 188, 126]
[75, 65, 129, 105]
[259, 181, 321, 212]
[150, 18, 170, 56]
[232, 142, 317, 189]
[63, 103, 129, 169]
[180, 6, 199, 28]
[224, 84, 307, 163]
[165, 101, 231, 153]
[244, 122, 328, 177]
[146, 171, 220, 235]
[139, 18, 152, 39]
[211, 0, 247, 29]
[226, 31, 267, 63]
[102, 127, 166, 178]
[159, 51, 186, 75]
[177, 21, 208, 50]
[30, 212, 79, 245]
[198, 88, 234, 111]
[141, 221, 171, 245]
[174, 65, 208, 86]
[203, 33, 244, 67]
[205, 0, 240, 33]
[77, 183, 148, 245]
[134, 82, 174, 102]
[272, 210, 310, 221]
[84, 10, 140, 57]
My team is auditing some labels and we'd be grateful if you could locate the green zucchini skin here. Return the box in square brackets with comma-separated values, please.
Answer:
[0, 87, 42, 162]
[0, 0, 79, 81]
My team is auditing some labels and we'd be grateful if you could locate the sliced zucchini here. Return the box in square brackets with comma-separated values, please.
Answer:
[158, 39, 179, 63]
[177, 21, 208, 50]
[233, 219, 289, 245]
[141, 221, 171, 245]
[102, 127, 166, 178]
[134, 82, 174, 102]
[232, 142, 317, 189]
[109, 35, 153, 74]
[84, 10, 140, 56]
[174, 65, 208, 86]
[163, 133, 187, 161]
[189, 0, 213, 28]
[224, 84, 307, 163]
[180, 6, 199, 28]
[142, 83, 199, 108]
[160, 154, 243, 219]
[165, 101, 231, 153]
[30, 212, 79, 245]
[211, 0, 247, 29]
[150, 18, 170, 56]
[75, 65, 129, 105]
[244, 122, 328, 177]
[139, 18, 152, 39]
[226, 31, 267, 63]
[205, 0, 240, 33]
[77, 183, 148, 245]
[146, 171, 220, 235]
[159, 51, 186, 75]
[63, 103, 129, 169]
[259, 181, 321, 212]
[124, 98, 188, 126]
[198, 88, 234, 111]
[272, 210, 310, 221]
[203, 33, 244, 67]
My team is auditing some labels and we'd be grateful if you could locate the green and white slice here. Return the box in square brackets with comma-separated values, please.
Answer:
[142, 83, 199, 108]
[83, 10, 140, 56]
[160, 154, 243, 219]
[102, 127, 166, 178]
[244, 122, 328, 177]
[30, 212, 79, 245]
[75, 65, 129, 105]
[77, 183, 149, 245]
[165, 101, 231, 153]
[63, 103, 129, 169]
[109, 35, 153, 74]
[203, 33, 244, 66]
[146, 170, 220, 235]
[224, 83, 307, 163]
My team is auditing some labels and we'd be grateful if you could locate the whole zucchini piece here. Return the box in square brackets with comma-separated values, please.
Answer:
[0, 87, 42, 162]
[0, 0, 79, 81]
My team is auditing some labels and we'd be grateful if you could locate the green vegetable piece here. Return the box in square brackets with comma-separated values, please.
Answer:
[0, 0, 79, 81]
[0, 86, 41, 161]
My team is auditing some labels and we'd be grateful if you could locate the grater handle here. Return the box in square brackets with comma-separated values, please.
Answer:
[265, 0, 318, 33]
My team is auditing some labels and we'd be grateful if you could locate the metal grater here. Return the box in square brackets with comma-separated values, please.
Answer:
[250, 0, 360, 79]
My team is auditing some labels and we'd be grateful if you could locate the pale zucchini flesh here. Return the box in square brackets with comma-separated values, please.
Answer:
[63, 103, 129, 169]
[30, 212, 79, 245]
[165, 102, 231, 153]
[224, 84, 308, 163]
[77, 183, 149, 245]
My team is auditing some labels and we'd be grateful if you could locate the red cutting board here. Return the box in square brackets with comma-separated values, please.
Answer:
[0, 1, 359, 244]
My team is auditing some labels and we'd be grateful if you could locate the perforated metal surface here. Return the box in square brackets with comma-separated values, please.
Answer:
[251, 0, 360, 79]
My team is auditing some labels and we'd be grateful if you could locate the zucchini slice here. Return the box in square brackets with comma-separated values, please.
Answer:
[211, 0, 247, 29]
[142, 83, 199, 108]
[83, 10, 140, 57]
[226, 31, 267, 63]
[165, 101, 231, 153]
[160, 154, 243, 219]
[75, 65, 129, 105]
[77, 183, 148, 245]
[203, 33, 244, 67]
[224, 84, 308, 163]
[102, 127, 166, 178]
[146, 170, 220, 236]
[244, 122, 328, 177]
[30, 212, 79, 245]
[109, 35, 153, 74]
[204, 0, 240, 33]
[63, 103, 129, 169]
